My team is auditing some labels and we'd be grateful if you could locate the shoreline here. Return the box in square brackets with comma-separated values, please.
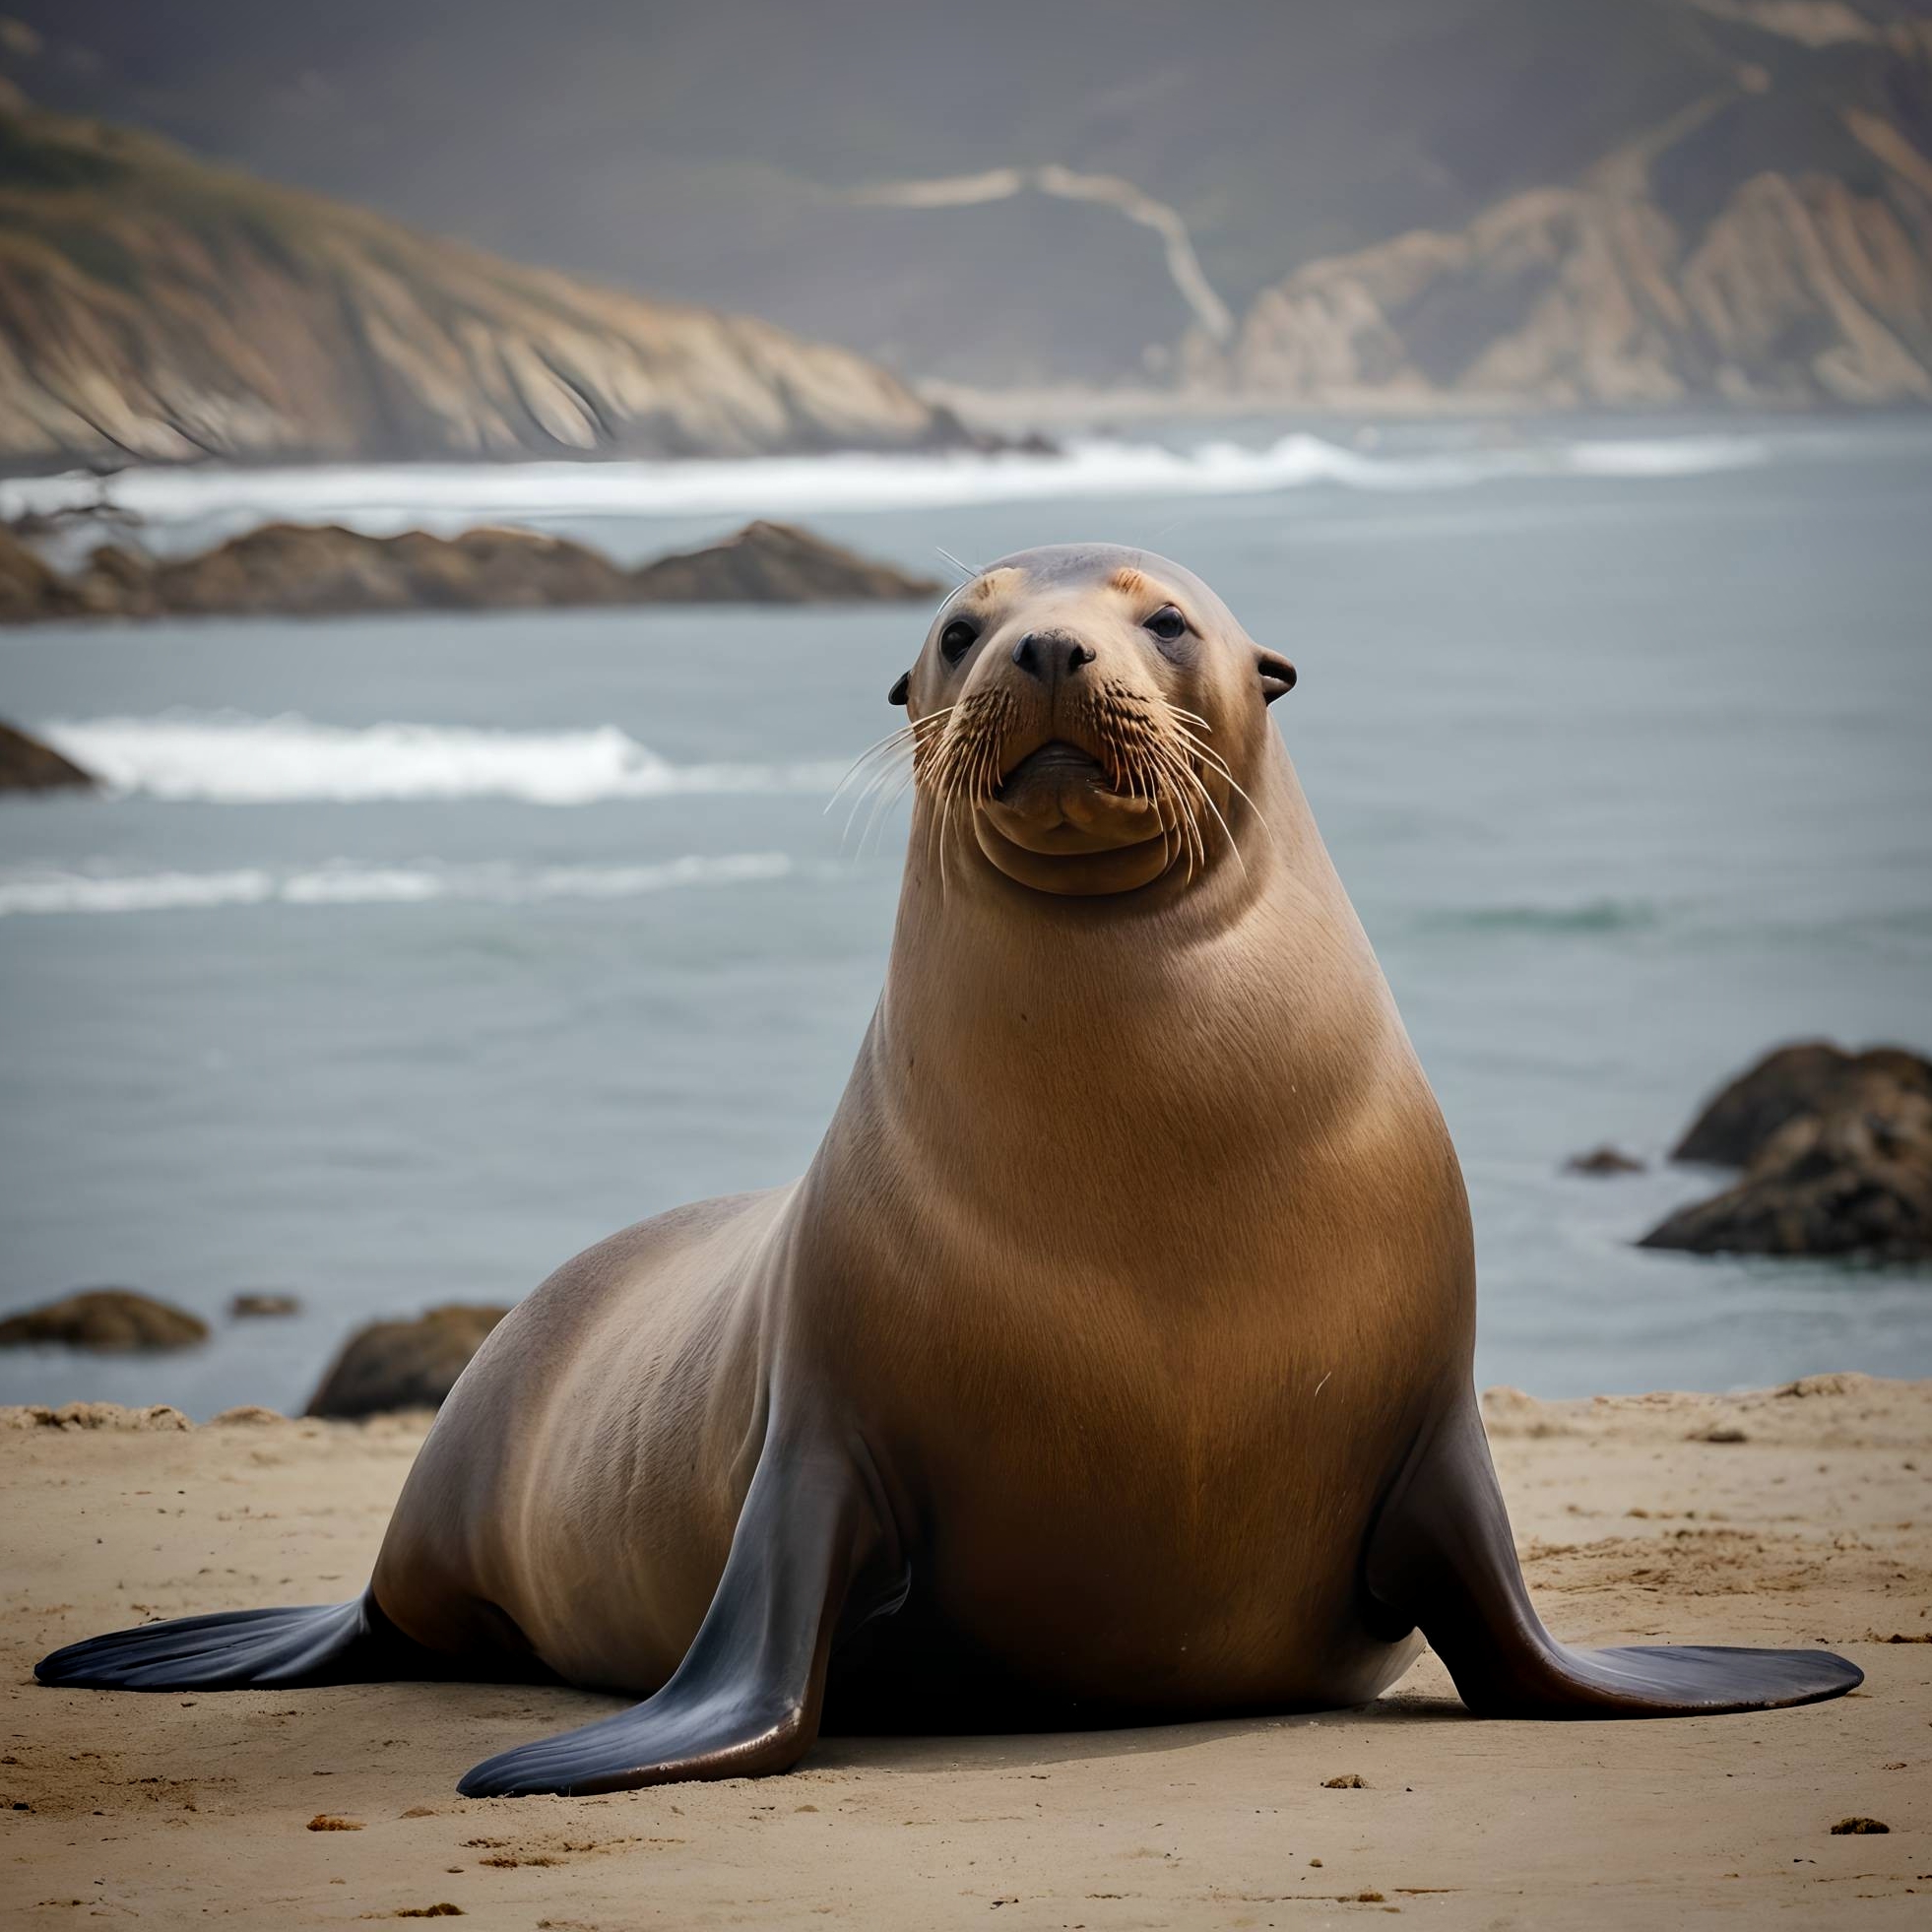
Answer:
[3, 1375, 1926, 1926]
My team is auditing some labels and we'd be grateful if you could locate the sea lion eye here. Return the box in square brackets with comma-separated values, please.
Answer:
[939, 618, 979, 665]
[1143, 605, 1187, 642]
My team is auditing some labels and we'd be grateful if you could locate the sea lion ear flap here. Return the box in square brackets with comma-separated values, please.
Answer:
[887, 671, 911, 708]
[1256, 652, 1297, 703]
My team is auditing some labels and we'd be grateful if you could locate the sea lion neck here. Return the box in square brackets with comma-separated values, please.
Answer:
[864, 745, 1385, 1175]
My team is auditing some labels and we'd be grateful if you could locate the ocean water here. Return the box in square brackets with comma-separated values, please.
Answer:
[2, 419, 1929, 1416]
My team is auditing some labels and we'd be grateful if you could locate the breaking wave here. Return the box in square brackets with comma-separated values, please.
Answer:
[0, 430, 1773, 538]
[0, 853, 804, 918]
[35, 713, 847, 806]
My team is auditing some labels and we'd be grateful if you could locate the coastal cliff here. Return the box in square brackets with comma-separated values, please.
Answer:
[0, 103, 967, 469]
[10, 2, 1932, 408]
[1195, 81, 1932, 410]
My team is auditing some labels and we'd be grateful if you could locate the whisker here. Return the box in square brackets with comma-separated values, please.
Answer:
[1133, 738, 1186, 876]
[1165, 705, 1274, 846]
[1172, 758, 1207, 878]
[842, 752, 922, 853]
[1133, 746, 1178, 874]
[863, 762, 922, 856]
[1173, 726, 1271, 841]
[1170, 728, 1235, 781]
[824, 707, 956, 812]
[1172, 730, 1242, 794]
[938, 766, 956, 897]
[829, 735, 915, 824]
[1157, 739, 1211, 876]
[1170, 748, 1244, 875]
[913, 686, 1015, 898]
[1154, 729, 1231, 863]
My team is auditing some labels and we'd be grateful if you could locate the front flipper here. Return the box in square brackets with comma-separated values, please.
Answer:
[458, 1420, 897, 1796]
[1365, 1397, 1862, 1716]
[36, 1591, 427, 1691]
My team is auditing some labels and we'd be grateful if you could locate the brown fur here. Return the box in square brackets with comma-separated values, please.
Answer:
[957, 565, 1024, 609]
[371, 544, 1464, 1718]
[41, 544, 1863, 1781]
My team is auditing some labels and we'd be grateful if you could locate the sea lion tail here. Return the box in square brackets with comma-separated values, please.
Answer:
[34, 1589, 421, 1692]
[1364, 1398, 1864, 1717]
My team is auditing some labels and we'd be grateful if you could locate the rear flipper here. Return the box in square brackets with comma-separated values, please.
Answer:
[1364, 1398, 1862, 1716]
[458, 1413, 899, 1797]
[36, 1591, 424, 1692]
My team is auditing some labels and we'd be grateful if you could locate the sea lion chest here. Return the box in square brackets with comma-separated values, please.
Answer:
[796, 949, 1467, 1712]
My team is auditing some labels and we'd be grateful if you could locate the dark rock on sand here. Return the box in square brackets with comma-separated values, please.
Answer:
[1566, 1144, 1645, 1177]
[0, 1289, 209, 1353]
[1642, 1043, 1932, 1263]
[4, 519, 940, 623]
[306, 1304, 510, 1418]
[228, 1291, 303, 1320]
[1670, 1042, 1932, 1168]
[628, 520, 942, 603]
[0, 719, 94, 794]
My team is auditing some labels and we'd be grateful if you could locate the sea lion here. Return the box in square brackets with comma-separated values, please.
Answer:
[37, 545, 1861, 1793]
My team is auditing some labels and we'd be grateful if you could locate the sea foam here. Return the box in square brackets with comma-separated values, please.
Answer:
[0, 853, 802, 918]
[0, 430, 1773, 539]
[36, 713, 847, 806]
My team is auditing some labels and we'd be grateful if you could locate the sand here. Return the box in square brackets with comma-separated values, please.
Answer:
[1, 1376, 1927, 1929]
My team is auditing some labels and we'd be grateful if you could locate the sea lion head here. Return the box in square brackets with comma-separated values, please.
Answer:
[891, 544, 1294, 898]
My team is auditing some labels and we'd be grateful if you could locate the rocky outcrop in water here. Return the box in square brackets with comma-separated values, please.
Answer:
[628, 520, 944, 603]
[306, 1304, 509, 1418]
[89, 524, 636, 618]
[1567, 1145, 1647, 1176]
[1642, 1043, 1932, 1261]
[0, 714, 93, 791]
[0, 1289, 208, 1351]
[228, 1292, 301, 1320]
[1670, 1042, 1932, 1165]
[0, 528, 88, 621]
[0, 519, 940, 622]
[0, 104, 968, 469]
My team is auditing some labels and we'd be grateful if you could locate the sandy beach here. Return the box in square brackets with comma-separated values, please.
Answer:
[0, 1376, 1923, 1928]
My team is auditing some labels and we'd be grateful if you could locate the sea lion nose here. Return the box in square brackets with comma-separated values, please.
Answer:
[1011, 632, 1096, 681]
